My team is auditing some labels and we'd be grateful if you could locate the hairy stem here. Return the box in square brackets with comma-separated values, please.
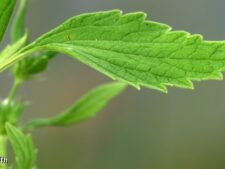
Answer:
[0, 135, 7, 156]
[8, 78, 23, 102]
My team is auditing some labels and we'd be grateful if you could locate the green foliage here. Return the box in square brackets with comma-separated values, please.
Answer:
[0, 34, 28, 64]
[5, 123, 37, 169]
[12, 54, 49, 80]
[0, 0, 16, 42]
[1, 10, 225, 92]
[9, 0, 56, 81]
[11, 0, 28, 43]
[0, 1, 225, 168]
[0, 100, 24, 134]
[26, 82, 126, 129]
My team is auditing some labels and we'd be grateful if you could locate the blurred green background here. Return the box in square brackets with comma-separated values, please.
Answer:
[1, 0, 225, 168]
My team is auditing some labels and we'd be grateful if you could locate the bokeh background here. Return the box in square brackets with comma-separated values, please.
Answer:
[1, 0, 225, 168]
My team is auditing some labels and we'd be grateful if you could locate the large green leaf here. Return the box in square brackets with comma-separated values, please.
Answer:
[5, 123, 37, 169]
[0, 0, 16, 42]
[2, 10, 225, 92]
[25, 82, 126, 129]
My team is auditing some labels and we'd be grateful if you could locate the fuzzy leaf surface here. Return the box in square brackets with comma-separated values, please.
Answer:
[2, 10, 225, 91]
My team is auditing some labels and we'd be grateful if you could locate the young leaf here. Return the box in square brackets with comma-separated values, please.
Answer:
[11, 0, 29, 43]
[5, 123, 37, 169]
[0, 34, 28, 61]
[2, 10, 225, 92]
[0, 0, 16, 42]
[12, 55, 49, 80]
[0, 100, 24, 134]
[25, 82, 126, 129]
[10, 0, 55, 80]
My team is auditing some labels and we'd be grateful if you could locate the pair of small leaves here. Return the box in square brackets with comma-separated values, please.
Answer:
[0, 32, 47, 80]
[8, 0, 56, 80]
[1, 10, 225, 92]
[0, 100, 24, 134]
[5, 123, 37, 169]
[12, 51, 56, 80]
[26, 82, 126, 129]
[0, 3, 37, 168]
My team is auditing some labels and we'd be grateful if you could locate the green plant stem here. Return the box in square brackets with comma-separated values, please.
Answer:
[8, 78, 23, 102]
[0, 135, 7, 156]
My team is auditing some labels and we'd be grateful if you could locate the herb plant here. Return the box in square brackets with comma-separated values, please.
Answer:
[1, 0, 225, 168]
